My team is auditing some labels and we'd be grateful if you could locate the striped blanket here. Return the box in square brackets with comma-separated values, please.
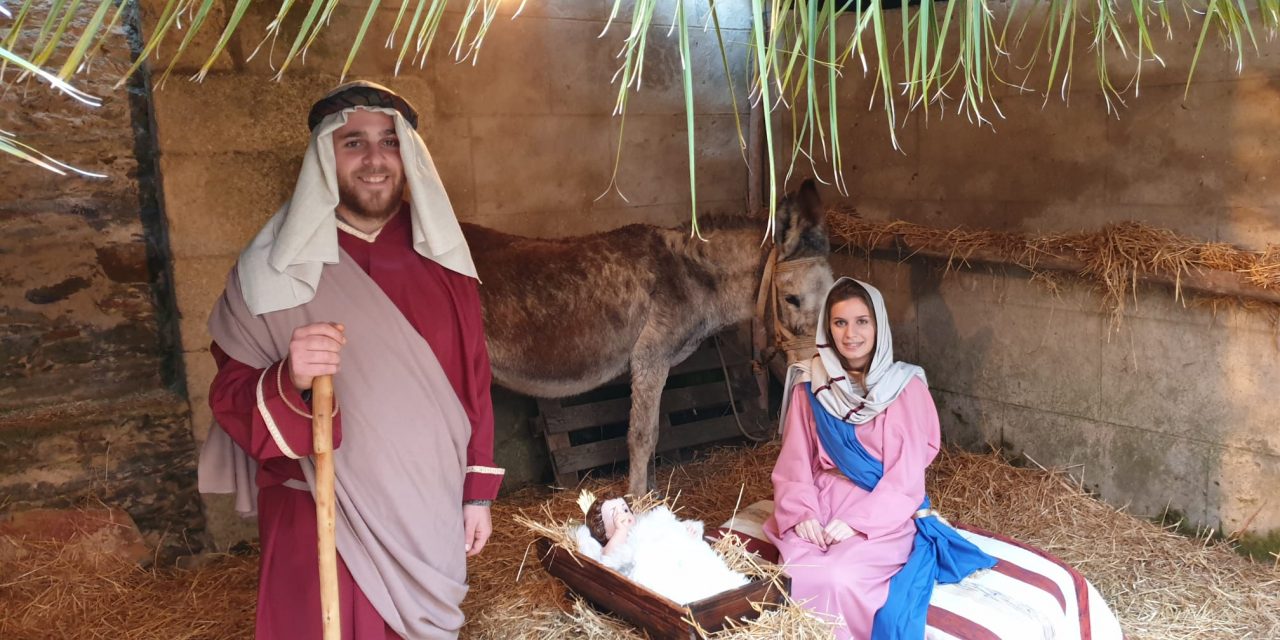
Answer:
[712, 501, 1124, 640]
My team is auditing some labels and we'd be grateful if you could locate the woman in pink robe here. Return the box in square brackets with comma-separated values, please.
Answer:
[766, 376, 938, 637]
[765, 278, 992, 639]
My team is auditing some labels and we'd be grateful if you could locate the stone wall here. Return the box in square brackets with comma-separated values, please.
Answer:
[0, 5, 204, 555]
[801, 7, 1280, 551]
[141, 0, 755, 547]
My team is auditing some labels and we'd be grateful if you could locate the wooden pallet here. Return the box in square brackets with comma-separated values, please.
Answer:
[536, 331, 771, 488]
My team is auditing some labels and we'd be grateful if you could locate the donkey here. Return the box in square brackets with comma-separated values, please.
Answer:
[463, 180, 834, 496]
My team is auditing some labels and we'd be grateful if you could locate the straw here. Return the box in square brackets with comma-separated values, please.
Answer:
[2, 443, 1276, 639]
[828, 211, 1280, 330]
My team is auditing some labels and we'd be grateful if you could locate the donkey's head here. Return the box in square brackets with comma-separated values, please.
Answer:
[771, 179, 835, 364]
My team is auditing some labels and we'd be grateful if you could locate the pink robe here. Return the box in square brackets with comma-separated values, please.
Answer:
[765, 378, 940, 639]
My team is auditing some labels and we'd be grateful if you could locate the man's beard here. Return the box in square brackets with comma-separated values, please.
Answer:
[337, 170, 406, 224]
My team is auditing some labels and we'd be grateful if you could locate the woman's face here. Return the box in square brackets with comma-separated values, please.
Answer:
[829, 297, 876, 371]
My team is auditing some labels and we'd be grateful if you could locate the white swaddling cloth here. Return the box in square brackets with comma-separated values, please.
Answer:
[574, 506, 749, 605]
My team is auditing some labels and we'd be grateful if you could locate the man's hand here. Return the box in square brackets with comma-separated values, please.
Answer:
[463, 504, 492, 557]
[288, 322, 346, 391]
[794, 518, 830, 551]
[824, 518, 856, 544]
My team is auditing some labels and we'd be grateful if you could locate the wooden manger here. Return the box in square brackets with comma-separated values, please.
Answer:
[534, 536, 791, 639]
[536, 330, 771, 488]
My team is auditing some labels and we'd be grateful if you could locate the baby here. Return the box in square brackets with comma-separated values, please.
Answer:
[575, 491, 748, 605]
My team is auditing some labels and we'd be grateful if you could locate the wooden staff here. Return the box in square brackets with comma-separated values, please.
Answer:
[311, 374, 340, 640]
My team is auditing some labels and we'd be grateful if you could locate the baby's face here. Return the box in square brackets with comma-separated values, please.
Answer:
[613, 504, 635, 529]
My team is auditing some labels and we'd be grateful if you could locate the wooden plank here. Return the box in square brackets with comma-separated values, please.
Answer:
[551, 414, 749, 474]
[535, 537, 788, 638]
[544, 431, 579, 488]
[537, 538, 695, 639]
[688, 572, 791, 632]
[543, 381, 734, 434]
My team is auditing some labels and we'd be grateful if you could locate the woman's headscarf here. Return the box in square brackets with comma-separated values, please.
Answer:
[779, 277, 926, 426]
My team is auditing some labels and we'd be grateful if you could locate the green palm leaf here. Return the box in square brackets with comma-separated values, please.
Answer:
[5, 0, 1280, 231]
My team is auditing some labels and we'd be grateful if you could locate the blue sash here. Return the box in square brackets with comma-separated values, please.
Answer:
[807, 384, 996, 640]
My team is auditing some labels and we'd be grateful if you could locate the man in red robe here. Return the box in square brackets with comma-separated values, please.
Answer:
[199, 81, 502, 639]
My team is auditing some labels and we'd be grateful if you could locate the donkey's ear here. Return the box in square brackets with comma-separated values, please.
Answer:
[775, 178, 829, 259]
[797, 178, 823, 225]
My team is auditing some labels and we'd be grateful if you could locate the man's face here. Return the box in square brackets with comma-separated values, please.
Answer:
[332, 110, 405, 225]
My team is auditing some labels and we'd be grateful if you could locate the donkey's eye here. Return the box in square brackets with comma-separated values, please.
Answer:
[784, 295, 801, 307]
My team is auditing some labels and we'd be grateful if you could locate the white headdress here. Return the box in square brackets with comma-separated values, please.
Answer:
[233, 81, 478, 316]
[780, 277, 926, 426]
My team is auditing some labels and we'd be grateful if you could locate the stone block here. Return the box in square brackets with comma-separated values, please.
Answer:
[471, 115, 613, 216]
[172, 255, 238, 353]
[545, 18, 626, 116]
[688, 27, 753, 116]
[151, 75, 326, 155]
[789, 107, 921, 205]
[607, 114, 748, 208]
[829, 11, 911, 108]
[1004, 405, 1213, 523]
[1216, 205, 1280, 250]
[419, 114, 477, 220]
[594, 23, 749, 117]
[160, 151, 300, 258]
[136, 0, 238, 76]
[933, 390, 1005, 451]
[1099, 314, 1280, 453]
[918, 287, 1104, 419]
[1212, 447, 1280, 534]
[424, 16, 554, 116]
[917, 92, 1111, 205]
[1108, 79, 1280, 210]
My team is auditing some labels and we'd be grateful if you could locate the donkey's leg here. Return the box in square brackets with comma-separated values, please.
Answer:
[626, 351, 670, 498]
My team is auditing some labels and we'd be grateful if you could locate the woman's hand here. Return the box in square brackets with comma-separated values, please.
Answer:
[824, 518, 856, 544]
[794, 518, 830, 551]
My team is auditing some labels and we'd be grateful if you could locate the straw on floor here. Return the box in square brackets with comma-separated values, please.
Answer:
[2, 442, 1277, 639]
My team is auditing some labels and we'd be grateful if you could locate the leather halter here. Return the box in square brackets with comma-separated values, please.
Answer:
[751, 246, 823, 374]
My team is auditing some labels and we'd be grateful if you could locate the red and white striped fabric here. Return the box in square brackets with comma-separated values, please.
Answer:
[710, 501, 1124, 640]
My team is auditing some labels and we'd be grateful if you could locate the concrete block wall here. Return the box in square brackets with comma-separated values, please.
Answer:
[803, 6, 1280, 548]
[140, 0, 755, 545]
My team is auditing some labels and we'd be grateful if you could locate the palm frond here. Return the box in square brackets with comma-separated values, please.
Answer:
[4, 0, 1280, 232]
